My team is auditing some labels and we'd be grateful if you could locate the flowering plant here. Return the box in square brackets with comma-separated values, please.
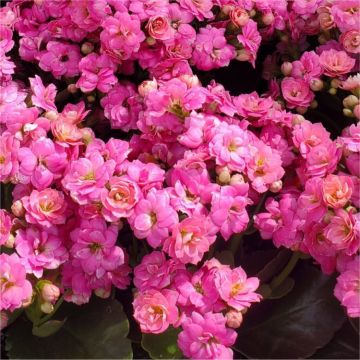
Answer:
[1, 0, 359, 359]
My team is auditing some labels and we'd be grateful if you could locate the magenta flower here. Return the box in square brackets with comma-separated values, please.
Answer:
[178, 312, 237, 359]
[0, 253, 32, 311]
[281, 77, 314, 109]
[0, 209, 12, 246]
[237, 19, 261, 67]
[29, 75, 57, 111]
[70, 218, 124, 278]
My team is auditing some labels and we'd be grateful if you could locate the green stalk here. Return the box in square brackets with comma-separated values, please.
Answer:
[270, 252, 300, 290]
[35, 292, 66, 327]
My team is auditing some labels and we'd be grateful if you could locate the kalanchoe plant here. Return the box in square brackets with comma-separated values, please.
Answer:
[0, 0, 359, 359]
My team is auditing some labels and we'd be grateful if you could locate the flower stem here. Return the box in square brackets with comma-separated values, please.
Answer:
[270, 252, 300, 290]
[35, 292, 67, 327]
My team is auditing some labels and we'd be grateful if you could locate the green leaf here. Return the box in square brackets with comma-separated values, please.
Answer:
[235, 264, 345, 359]
[311, 319, 359, 359]
[141, 326, 183, 359]
[215, 250, 235, 267]
[32, 319, 66, 338]
[6, 297, 132, 359]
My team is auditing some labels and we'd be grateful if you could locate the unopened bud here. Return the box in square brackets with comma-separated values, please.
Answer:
[44, 110, 58, 121]
[219, 169, 231, 184]
[236, 49, 250, 62]
[67, 83, 78, 94]
[343, 108, 354, 118]
[40, 302, 54, 314]
[146, 36, 156, 46]
[281, 62, 292, 76]
[11, 200, 25, 217]
[310, 79, 324, 91]
[230, 174, 245, 185]
[262, 12, 274, 26]
[87, 95, 96, 103]
[5, 234, 15, 249]
[81, 42, 94, 55]
[179, 74, 200, 88]
[310, 100, 318, 109]
[94, 288, 110, 299]
[221, 5, 234, 16]
[328, 87, 337, 95]
[226, 310, 243, 328]
[249, 9, 256, 17]
[270, 180, 283, 193]
[318, 34, 327, 44]
[292, 114, 305, 125]
[138, 79, 157, 97]
[346, 205, 357, 214]
[41, 283, 60, 303]
[330, 79, 341, 89]
[343, 95, 359, 109]
[296, 106, 307, 114]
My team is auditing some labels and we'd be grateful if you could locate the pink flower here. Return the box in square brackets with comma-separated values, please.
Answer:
[281, 77, 314, 109]
[39, 41, 81, 79]
[70, 218, 124, 278]
[192, 26, 235, 71]
[340, 30, 360, 54]
[101, 176, 141, 222]
[237, 19, 262, 67]
[290, 51, 323, 82]
[209, 123, 250, 172]
[100, 12, 145, 63]
[129, 0, 169, 21]
[76, 53, 118, 94]
[246, 142, 284, 193]
[62, 152, 115, 205]
[331, 0, 359, 32]
[0, 210, 12, 246]
[29, 75, 57, 111]
[292, 0, 322, 16]
[179, 0, 213, 20]
[133, 289, 179, 334]
[163, 216, 217, 265]
[146, 16, 175, 41]
[134, 251, 184, 291]
[322, 174, 353, 209]
[215, 266, 261, 310]
[0, 133, 19, 183]
[334, 256, 360, 318]
[0, 253, 32, 311]
[234, 91, 273, 119]
[130, 189, 178, 248]
[323, 209, 359, 256]
[178, 312, 237, 359]
[341, 123, 360, 153]
[319, 49, 355, 77]
[210, 185, 249, 240]
[22, 188, 67, 228]
[18, 138, 67, 190]
[15, 226, 68, 278]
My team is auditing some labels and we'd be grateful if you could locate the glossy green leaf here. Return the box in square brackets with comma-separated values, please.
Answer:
[235, 264, 345, 359]
[32, 319, 66, 338]
[141, 326, 183, 359]
[6, 297, 132, 359]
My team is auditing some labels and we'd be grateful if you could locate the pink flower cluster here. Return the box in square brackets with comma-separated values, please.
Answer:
[1, 0, 360, 357]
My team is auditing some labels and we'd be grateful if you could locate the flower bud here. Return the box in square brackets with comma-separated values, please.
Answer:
[330, 79, 341, 89]
[40, 302, 54, 314]
[81, 42, 94, 55]
[219, 168, 231, 184]
[280, 62, 292, 76]
[343, 108, 354, 118]
[346, 205, 357, 214]
[230, 173, 245, 185]
[95, 288, 111, 299]
[230, 8, 249, 27]
[226, 310, 243, 328]
[138, 79, 158, 97]
[41, 283, 60, 303]
[11, 200, 25, 217]
[0, 312, 8, 330]
[87, 95, 96, 103]
[262, 12, 274, 26]
[67, 83, 78, 94]
[310, 79, 324, 91]
[146, 36, 156, 46]
[328, 87, 337, 95]
[179, 74, 200, 88]
[44, 110, 58, 121]
[318, 34, 328, 44]
[343, 95, 359, 109]
[270, 180, 283, 193]
[5, 234, 15, 248]
[292, 114, 305, 125]
[310, 100, 318, 109]
[236, 49, 250, 61]
[296, 106, 307, 114]
[249, 9, 256, 17]
[221, 5, 234, 16]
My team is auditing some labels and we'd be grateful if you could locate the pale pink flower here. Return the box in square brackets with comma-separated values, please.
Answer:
[0, 253, 32, 311]
[22, 188, 67, 228]
[331, 0, 359, 32]
[319, 49, 355, 77]
[15, 226, 68, 278]
[133, 289, 179, 334]
[178, 312, 237, 359]
[322, 175, 353, 209]
[29, 75, 57, 111]
[101, 176, 141, 222]
[0, 210, 12, 246]
[234, 91, 273, 119]
[215, 266, 261, 310]
[130, 189, 178, 248]
[163, 216, 217, 265]
[146, 15, 175, 40]
[0, 133, 19, 183]
[340, 30, 360, 54]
